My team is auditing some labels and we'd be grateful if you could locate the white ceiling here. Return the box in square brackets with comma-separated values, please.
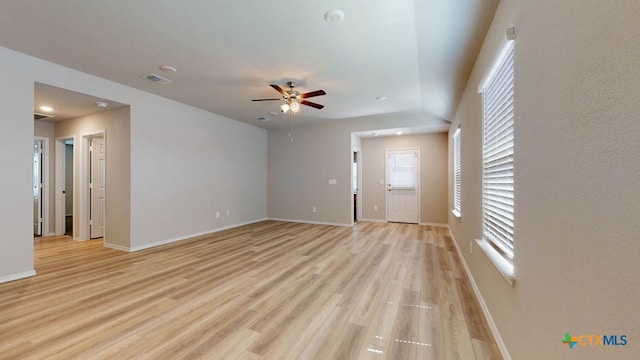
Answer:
[0, 0, 498, 129]
[35, 83, 128, 122]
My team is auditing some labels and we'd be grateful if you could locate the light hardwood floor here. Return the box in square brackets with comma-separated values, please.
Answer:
[0, 221, 502, 359]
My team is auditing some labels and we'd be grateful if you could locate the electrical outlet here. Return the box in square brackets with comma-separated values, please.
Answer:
[215, 211, 220, 218]
[373, 205, 378, 211]
[312, 206, 317, 213]
[226, 210, 230, 216]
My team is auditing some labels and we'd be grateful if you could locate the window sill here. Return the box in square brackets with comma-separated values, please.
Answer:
[475, 238, 516, 286]
[451, 209, 461, 219]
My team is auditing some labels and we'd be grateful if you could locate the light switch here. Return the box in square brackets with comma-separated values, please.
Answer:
[328, 179, 337, 185]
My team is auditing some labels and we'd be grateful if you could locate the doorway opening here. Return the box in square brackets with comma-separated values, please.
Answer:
[352, 149, 361, 223]
[55, 137, 75, 236]
[33, 137, 49, 236]
[88, 135, 105, 239]
[64, 139, 73, 235]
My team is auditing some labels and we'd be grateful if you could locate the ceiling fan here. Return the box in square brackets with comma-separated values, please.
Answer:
[252, 81, 326, 113]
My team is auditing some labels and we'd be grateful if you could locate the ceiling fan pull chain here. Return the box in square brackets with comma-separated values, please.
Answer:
[289, 111, 294, 142]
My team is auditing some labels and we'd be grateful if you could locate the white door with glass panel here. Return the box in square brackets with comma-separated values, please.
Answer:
[90, 137, 105, 238]
[386, 148, 419, 224]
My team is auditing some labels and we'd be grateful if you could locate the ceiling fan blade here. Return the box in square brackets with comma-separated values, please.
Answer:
[300, 90, 326, 99]
[301, 100, 324, 109]
[270, 84, 287, 95]
[252, 98, 282, 101]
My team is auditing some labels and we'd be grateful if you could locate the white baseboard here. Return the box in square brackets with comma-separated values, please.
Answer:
[359, 218, 386, 223]
[268, 217, 351, 227]
[448, 228, 512, 360]
[128, 218, 270, 252]
[419, 222, 448, 227]
[103, 242, 130, 252]
[0, 270, 36, 284]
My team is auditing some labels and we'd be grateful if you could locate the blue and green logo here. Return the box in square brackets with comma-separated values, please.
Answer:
[562, 333, 627, 349]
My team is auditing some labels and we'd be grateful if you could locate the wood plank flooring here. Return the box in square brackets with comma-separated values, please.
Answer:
[0, 221, 502, 359]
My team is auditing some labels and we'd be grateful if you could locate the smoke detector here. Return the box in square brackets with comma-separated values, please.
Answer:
[324, 10, 344, 23]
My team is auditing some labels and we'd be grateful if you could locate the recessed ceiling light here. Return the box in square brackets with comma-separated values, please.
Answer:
[324, 10, 344, 23]
[376, 95, 387, 101]
[96, 101, 109, 108]
[39, 106, 54, 112]
[268, 112, 278, 116]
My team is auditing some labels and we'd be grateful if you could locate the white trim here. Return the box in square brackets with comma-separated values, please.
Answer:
[80, 131, 107, 241]
[419, 222, 448, 228]
[360, 218, 386, 223]
[34, 136, 50, 237]
[103, 242, 130, 252]
[55, 136, 73, 236]
[128, 218, 270, 252]
[268, 218, 351, 227]
[475, 238, 516, 286]
[448, 230, 512, 360]
[0, 270, 36, 284]
[451, 209, 461, 219]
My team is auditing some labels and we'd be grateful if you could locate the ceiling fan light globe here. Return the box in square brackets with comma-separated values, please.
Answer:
[280, 103, 290, 113]
[290, 101, 300, 112]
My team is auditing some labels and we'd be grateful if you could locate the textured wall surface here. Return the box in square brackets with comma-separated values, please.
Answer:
[448, 1, 640, 359]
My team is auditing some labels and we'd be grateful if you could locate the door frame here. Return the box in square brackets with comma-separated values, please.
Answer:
[55, 130, 107, 241]
[81, 131, 106, 242]
[385, 147, 420, 223]
[352, 148, 362, 225]
[54, 136, 73, 236]
[34, 136, 50, 236]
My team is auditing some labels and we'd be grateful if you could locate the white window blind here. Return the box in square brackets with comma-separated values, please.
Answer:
[388, 151, 417, 189]
[453, 128, 461, 216]
[482, 40, 515, 259]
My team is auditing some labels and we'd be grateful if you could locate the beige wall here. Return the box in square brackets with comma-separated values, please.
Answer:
[361, 133, 448, 224]
[55, 107, 131, 248]
[0, 44, 268, 281]
[448, 1, 640, 359]
[268, 112, 448, 225]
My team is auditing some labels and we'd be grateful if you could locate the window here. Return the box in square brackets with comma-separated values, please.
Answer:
[388, 151, 417, 189]
[452, 128, 461, 217]
[479, 38, 515, 282]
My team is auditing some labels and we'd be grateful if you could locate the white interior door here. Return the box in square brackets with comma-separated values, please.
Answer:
[387, 148, 419, 224]
[90, 137, 105, 238]
[33, 139, 43, 235]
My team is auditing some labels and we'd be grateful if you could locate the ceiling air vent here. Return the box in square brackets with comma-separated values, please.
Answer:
[34, 112, 54, 121]
[142, 72, 172, 84]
